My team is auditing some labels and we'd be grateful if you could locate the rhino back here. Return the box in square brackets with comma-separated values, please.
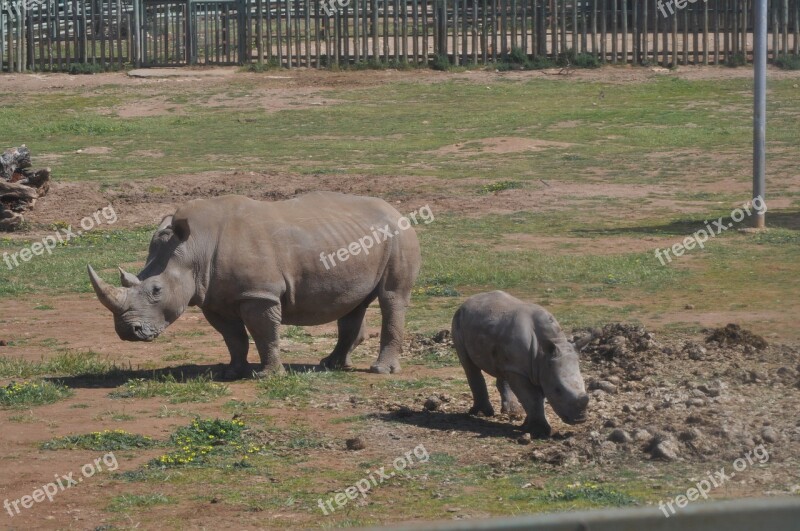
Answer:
[175, 193, 419, 323]
[453, 291, 537, 379]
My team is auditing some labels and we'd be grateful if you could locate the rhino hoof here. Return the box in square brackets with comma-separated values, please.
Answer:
[253, 364, 285, 379]
[319, 355, 353, 371]
[369, 363, 400, 374]
[502, 404, 526, 419]
[469, 405, 495, 417]
[221, 364, 251, 380]
[525, 419, 552, 439]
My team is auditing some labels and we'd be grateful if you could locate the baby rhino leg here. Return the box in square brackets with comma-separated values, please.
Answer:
[504, 373, 550, 438]
[496, 378, 525, 418]
[454, 342, 494, 417]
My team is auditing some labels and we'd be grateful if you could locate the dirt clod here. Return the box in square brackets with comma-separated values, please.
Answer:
[345, 437, 366, 451]
[424, 396, 442, 411]
[706, 323, 768, 351]
[608, 429, 631, 444]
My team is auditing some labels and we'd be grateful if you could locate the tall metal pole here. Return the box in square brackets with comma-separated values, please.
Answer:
[753, 0, 767, 228]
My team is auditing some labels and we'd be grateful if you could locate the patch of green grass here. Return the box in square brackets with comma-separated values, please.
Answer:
[282, 325, 314, 344]
[0, 228, 154, 297]
[241, 58, 281, 72]
[256, 370, 355, 401]
[375, 376, 446, 392]
[0, 349, 121, 378]
[109, 374, 229, 403]
[42, 429, 157, 451]
[0, 381, 72, 408]
[538, 482, 638, 507]
[150, 418, 258, 468]
[480, 180, 523, 194]
[430, 54, 452, 71]
[107, 493, 176, 512]
[774, 54, 800, 70]
[33, 304, 55, 310]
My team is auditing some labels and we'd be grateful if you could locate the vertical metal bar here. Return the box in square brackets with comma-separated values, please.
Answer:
[592, 0, 599, 57]
[632, 0, 638, 63]
[551, 0, 557, 58]
[473, 0, 478, 61]
[671, 0, 677, 64]
[571, 0, 576, 53]
[693, 1, 698, 63]
[601, 0, 606, 62]
[393, 0, 398, 61]
[453, 0, 459, 64]
[383, 0, 388, 62]
[402, 0, 407, 62]
[462, 0, 468, 62]
[373, 0, 379, 61]
[355, 0, 361, 62]
[782, 0, 788, 54]
[795, 0, 799, 56]
[412, 0, 418, 62]
[663, 0, 668, 65]
[642, 0, 647, 63]
[753, 0, 766, 228]
[266, 0, 272, 62]
[421, 0, 428, 63]
[771, 0, 778, 57]
[493, 0, 498, 61]
[683, 2, 694, 65]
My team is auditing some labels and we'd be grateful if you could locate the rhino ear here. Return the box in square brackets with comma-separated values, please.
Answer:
[172, 217, 190, 242]
[157, 215, 173, 231]
[119, 267, 141, 288]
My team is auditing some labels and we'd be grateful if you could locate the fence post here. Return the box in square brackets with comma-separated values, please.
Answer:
[132, 0, 141, 66]
[238, 0, 247, 63]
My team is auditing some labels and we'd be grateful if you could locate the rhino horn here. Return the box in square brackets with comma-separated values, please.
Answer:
[87, 264, 128, 313]
[118, 267, 141, 287]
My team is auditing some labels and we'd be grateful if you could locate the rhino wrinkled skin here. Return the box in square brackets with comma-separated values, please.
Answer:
[452, 291, 589, 437]
[88, 192, 421, 378]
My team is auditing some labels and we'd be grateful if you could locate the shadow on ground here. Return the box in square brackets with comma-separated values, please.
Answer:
[45, 361, 361, 389]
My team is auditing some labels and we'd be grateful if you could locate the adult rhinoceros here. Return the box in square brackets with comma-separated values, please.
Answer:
[87, 192, 421, 378]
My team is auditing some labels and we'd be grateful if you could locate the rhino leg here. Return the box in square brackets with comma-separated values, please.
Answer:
[370, 291, 407, 374]
[505, 373, 551, 438]
[203, 309, 251, 380]
[320, 298, 372, 370]
[241, 300, 285, 378]
[496, 378, 525, 418]
[453, 339, 494, 416]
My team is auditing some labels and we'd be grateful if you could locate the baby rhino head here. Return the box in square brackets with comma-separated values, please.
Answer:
[540, 342, 589, 424]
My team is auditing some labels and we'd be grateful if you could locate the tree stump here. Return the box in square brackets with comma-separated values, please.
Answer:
[0, 145, 51, 231]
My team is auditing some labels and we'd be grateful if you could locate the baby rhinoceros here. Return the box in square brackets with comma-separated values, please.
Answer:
[451, 291, 589, 437]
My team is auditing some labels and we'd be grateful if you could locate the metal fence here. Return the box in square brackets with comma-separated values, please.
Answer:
[2, 0, 799, 71]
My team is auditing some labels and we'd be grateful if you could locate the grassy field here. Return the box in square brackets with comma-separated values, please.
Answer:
[0, 67, 798, 529]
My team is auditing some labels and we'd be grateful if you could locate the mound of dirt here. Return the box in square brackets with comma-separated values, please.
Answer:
[527, 323, 800, 469]
[706, 323, 768, 351]
[573, 323, 665, 381]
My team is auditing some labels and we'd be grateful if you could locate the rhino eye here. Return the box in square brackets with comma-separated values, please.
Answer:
[151, 286, 162, 297]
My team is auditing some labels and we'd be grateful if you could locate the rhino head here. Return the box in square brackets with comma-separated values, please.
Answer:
[539, 341, 589, 425]
[87, 215, 196, 342]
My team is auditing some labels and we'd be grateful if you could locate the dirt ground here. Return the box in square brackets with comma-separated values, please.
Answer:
[1, 66, 799, 529]
[1, 294, 799, 528]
